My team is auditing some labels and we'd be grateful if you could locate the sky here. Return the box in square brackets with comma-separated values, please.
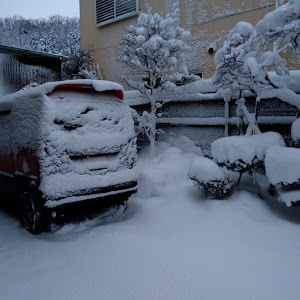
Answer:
[0, 0, 79, 19]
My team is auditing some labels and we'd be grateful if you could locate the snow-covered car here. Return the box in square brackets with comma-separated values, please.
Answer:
[0, 80, 137, 233]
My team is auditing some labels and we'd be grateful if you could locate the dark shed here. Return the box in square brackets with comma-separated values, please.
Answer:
[0, 44, 66, 96]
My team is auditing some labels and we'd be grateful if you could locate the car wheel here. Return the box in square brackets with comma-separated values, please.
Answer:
[21, 191, 46, 234]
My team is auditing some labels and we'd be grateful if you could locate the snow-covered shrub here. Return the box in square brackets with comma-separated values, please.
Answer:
[62, 48, 102, 80]
[291, 117, 300, 148]
[266, 145, 300, 186]
[188, 157, 234, 199]
[265, 145, 300, 207]
[122, 1, 198, 158]
[211, 132, 286, 175]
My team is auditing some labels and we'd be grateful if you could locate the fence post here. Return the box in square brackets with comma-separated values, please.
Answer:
[224, 94, 230, 137]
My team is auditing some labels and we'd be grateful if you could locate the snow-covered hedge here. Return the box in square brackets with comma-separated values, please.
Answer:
[265, 146, 300, 186]
[291, 118, 300, 147]
[265, 145, 300, 207]
[211, 132, 285, 173]
[188, 157, 234, 199]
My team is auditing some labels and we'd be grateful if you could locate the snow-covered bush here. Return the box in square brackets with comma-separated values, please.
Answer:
[122, 2, 197, 158]
[62, 48, 103, 80]
[266, 145, 300, 186]
[210, 0, 300, 193]
[211, 132, 286, 175]
[188, 157, 234, 199]
[265, 145, 300, 207]
[291, 117, 300, 147]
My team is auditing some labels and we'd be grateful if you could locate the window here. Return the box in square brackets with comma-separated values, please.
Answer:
[190, 70, 203, 78]
[96, 0, 139, 27]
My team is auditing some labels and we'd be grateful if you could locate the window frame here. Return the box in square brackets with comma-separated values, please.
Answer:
[95, 0, 140, 27]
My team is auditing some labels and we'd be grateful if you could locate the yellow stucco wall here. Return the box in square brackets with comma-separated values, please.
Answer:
[80, 1, 289, 85]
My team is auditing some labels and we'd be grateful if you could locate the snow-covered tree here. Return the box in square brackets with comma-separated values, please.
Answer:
[213, 22, 256, 98]
[122, 2, 197, 158]
[0, 15, 80, 57]
[256, 0, 300, 58]
[30, 29, 60, 54]
[213, 0, 300, 133]
[62, 47, 103, 80]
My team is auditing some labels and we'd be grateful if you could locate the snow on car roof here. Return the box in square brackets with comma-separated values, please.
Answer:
[46, 80, 124, 99]
[0, 79, 125, 104]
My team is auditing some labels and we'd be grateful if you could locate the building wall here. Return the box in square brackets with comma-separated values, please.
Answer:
[80, 0, 288, 85]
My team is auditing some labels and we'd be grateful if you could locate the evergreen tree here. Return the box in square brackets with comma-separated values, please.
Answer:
[122, 2, 197, 158]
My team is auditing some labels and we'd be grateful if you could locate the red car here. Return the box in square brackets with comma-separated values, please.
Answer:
[0, 80, 137, 233]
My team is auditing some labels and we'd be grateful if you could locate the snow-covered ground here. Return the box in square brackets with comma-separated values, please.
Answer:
[1, 138, 300, 300]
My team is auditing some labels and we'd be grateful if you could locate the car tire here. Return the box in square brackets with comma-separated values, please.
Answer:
[21, 191, 46, 234]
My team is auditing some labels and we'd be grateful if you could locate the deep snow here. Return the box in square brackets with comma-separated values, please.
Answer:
[1, 138, 300, 300]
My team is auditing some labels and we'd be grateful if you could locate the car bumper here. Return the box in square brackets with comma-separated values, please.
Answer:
[44, 180, 137, 209]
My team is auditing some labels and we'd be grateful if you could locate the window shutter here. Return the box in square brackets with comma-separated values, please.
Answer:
[96, 0, 114, 24]
[96, 0, 139, 26]
[116, 0, 137, 17]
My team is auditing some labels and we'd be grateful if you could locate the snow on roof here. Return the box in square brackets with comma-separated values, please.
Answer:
[211, 132, 286, 165]
[265, 145, 300, 186]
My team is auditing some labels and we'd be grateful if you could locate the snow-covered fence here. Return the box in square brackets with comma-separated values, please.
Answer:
[126, 89, 298, 152]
